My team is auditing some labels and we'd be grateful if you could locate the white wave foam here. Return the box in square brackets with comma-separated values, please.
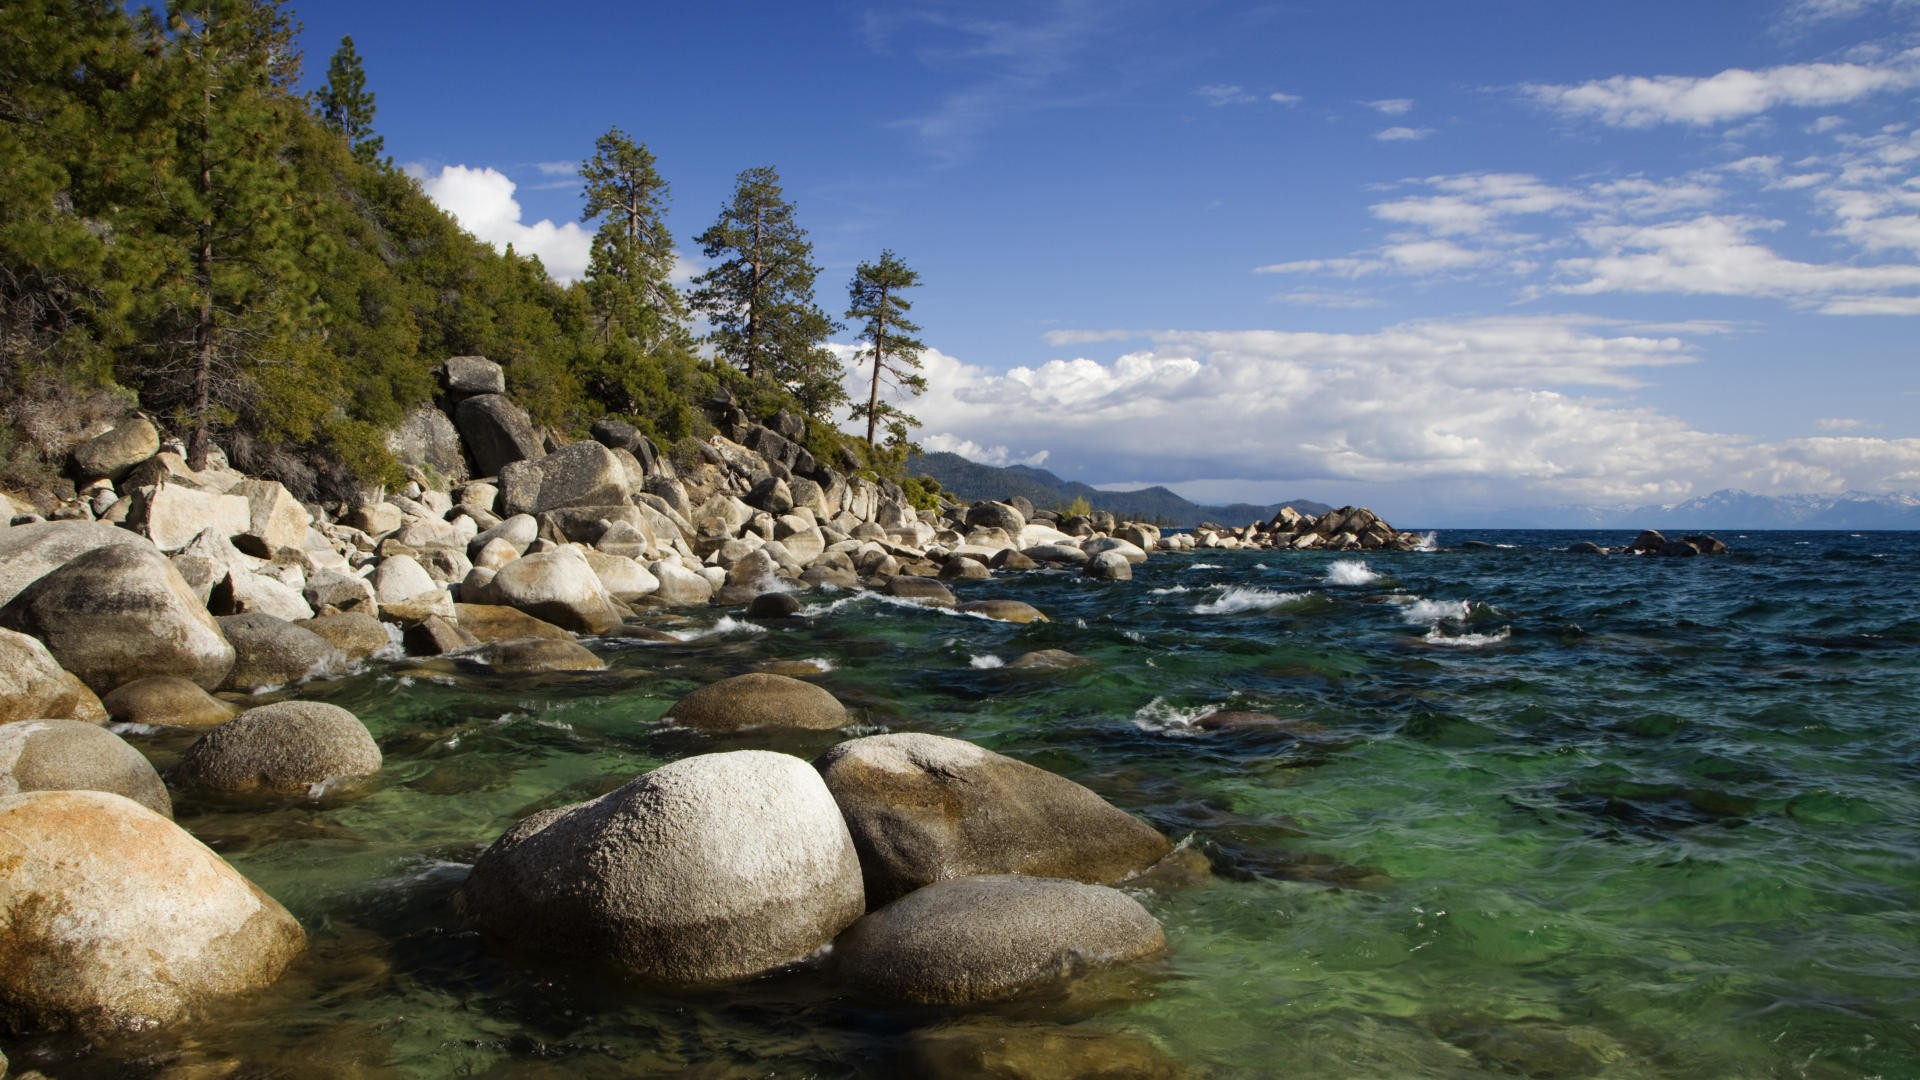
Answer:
[1131, 696, 1214, 736]
[969, 654, 1006, 669]
[1324, 559, 1379, 586]
[670, 615, 769, 641]
[1399, 598, 1471, 626]
[1149, 585, 1191, 595]
[1412, 531, 1438, 552]
[1423, 627, 1512, 648]
[1193, 586, 1305, 614]
[1187, 562, 1223, 571]
[798, 657, 836, 673]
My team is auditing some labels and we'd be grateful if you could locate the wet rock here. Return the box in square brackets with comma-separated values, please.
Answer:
[665, 672, 849, 731]
[0, 790, 305, 1035]
[1023, 543, 1090, 567]
[0, 520, 150, 608]
[479, 637, 605, 675]
[940, 555, 990, 581]
[886, 575, 955, 607]
[747, 591, 803, 618]
[756, 658, 831, 678]
[1567, 542, 1608, 555]
[0, 627, 107, 725]
[0, 543, 234, 693]
[100, 675, 238, 729]
[990, 548, 1039, 571]
[1083, 551, 1132, 581]
[1629, 529, 1667, 555]
[1426, 1013, 1627, 1078]
[70, 417, 159, 483]
[457, 750, 865, 988]
[833, 875, 1166, 1005]
[300, 612, 394, 662]
[905, 1020, 1187, 1080]
[0, 719, 170, 818]
[1007, 649, 1092, 670]
[815, 733, 1172, 905]
[174, 700, 381, 797]
[403, 614, 477, 656]
[216, 613, 342, 692]
[958, 599, 1048, 624]
[452, 603, 574, 644]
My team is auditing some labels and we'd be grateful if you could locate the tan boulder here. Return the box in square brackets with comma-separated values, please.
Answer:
[0, 719, 170, 817]
[0, 627, 107, 725]
[100, 675, 238, 729]
[665, 672, 849, 732]
[0, 790, 305, 1035]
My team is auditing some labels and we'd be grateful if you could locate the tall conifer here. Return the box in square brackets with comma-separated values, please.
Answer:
[579, 127, 684, 354]
[316, 34, 382, 166]
[846, 250, 926, 450]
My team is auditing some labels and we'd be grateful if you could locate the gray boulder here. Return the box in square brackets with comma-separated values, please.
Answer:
[499, 441, 630, 517]
[216, 613, 342, 692]
[480, 637, 605, 675]
[300, 612, 395, 662]
[130, 484, 252, 552]
[174, 700, 381, 796]
[815, 733, 1171, 905]
[957, 599, 1048, 624]
[1081, 536, 1148, 564]
[70, 418, 160, 483]
[0, 626, 108, 725]
[480, 546, 623, 634]
[0, 520, 150, 607]
[455, 393, 543, 478]
[100, 675, 238, 729]
[234, 479, 311, 557]
[1083, 551, 1133, 580]
[966, 501, 1026, 534]
[0, 719, 171, 818]
[0, 790, 305, 1035]
[832, 875, 1166, 1005]
[0, 543, 235, 693]
[886, 576, 955, 607]
[209, 568, 313, 623]
[444, 355, 506, 396]
[457, 750, 865, 987]
[584, 549, 659, 602]
[1022, 543, 1090, 567]
[665, 672, 849, 731]
[649, 559, 715, 606]
[386, 405, 471, 487]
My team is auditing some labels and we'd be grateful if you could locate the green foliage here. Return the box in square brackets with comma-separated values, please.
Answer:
[580, 127, 685, 354]
[689, 166, 844, 418]
[315, 35, 382, 166]
[899, 475, 941, 512]
[1063, 494, 1092, 518]
[846, 249, 926, 449]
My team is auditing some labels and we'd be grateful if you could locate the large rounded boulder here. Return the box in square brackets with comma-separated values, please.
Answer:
[0, 627, 107, 725]
[174, 700, 381, 797]
[0, 520, 150, 608]
[664, 672, 849, 731]
[456, 750, 865, 988]
[216, 612, 343, 692]
[815, 733, 1171, 905]
[0, 719, 171, 818]
[100, 675, 239, 729]
[0, 542, 235, 693]
[0, 790, 305, 1035]
[833, 875, 1166, 1005]
[478, 546, 623, 634]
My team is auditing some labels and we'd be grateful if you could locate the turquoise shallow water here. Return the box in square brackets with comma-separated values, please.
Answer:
[16, 531, 1920, 1078]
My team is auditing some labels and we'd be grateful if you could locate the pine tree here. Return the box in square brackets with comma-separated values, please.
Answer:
[132, 0, 314, 468]
[689, 165, 844, 417]
[579, 126, 684, 354]
[316, 34, 382, 167]
[845, 249, 926, 450]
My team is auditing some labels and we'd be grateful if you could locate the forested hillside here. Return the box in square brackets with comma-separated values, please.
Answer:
[0, 0, 899, 505]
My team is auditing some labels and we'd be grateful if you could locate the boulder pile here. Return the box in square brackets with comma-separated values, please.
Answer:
[1192, 504, 1425, 552]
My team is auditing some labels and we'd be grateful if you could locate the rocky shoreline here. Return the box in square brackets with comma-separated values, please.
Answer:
[0, 355, 1621, 1067]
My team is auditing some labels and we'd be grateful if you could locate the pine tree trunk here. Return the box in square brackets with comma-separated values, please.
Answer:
[866, 294, 886, 448]
[746, 209, 762, 380]
[188, 78, 215, 471]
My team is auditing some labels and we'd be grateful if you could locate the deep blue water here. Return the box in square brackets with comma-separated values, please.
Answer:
[20, 530, 1920, 1078]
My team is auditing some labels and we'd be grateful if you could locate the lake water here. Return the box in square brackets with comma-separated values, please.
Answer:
[19, 531, 1920, 1078]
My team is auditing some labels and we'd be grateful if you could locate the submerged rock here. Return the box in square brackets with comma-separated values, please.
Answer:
[216, 612, 342, 692]
[457, 750, 865, 988]
[815, 732, 1171, 905]
[905, 1020, 1187, 1080]
[100, 675, 239, 729]
[174, 700, 381, 797]
[833, 875, 1166, 1005]
[0, 790, 305, 1036]
[0, 719, 171, 818]
[665, 672, 849, 731]
[957, 599, 1048, 624]
[479, 637, 605, 675]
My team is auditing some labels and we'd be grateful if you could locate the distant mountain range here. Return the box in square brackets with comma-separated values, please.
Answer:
[906, 452, 1331, 527]
[1424, 489, 1920, 530]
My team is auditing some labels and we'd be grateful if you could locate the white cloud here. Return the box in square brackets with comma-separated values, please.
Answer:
[1375, 126, 1434, 141]
[1042, 329, 1146, 346]
[1197, 84, 1259, 106]
[410, 164, 593, 282]
[1271, 289, 1384, 309]
[1818, 416, 1873, 430]
[1553, 214, 1920, 300]
[1526, 48, 1920, 127]
[1367, 98, 1414, 115]
[877, 318, 1920, 514]
[1382, 238, 1496, 273]
[532, 161, 578, 177]
[1254, 256, 1386, 278]
[1269, 91, 1303, 105]
[919, 434, 1050, 467]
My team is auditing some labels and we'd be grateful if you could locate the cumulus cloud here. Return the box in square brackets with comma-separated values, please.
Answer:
[1552, 214, 1920, 300]
[872, 318, 1920, 515]
[410, 164, 593, 282]
[1375, 126, 1434, 141]
[1526, 48, 1920, 127]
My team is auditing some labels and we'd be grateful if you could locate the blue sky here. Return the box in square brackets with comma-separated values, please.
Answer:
[298, 0, 1920, 521]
